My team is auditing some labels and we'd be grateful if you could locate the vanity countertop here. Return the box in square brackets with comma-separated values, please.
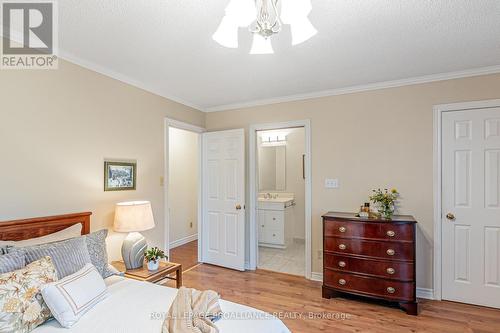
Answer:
[258, 197, 294, 203]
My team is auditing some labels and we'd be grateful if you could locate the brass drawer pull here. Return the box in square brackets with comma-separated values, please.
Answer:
[338, 279, 346, 285]
[338, 244, 346, 250]
[386, 249, 395, 256]
[386, 267, 395, 275]
[339, 226, 346, 233]
[386, 230, 395, 237]
[386, 287, 396, 294]
[338, 261, 346, 268]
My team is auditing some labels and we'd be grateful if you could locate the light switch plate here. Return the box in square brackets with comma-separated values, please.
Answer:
[325, 178, 339, 189]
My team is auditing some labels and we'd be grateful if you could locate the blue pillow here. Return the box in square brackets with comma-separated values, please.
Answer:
[10, 237, 92, 279]
[0, 251, 25, 273]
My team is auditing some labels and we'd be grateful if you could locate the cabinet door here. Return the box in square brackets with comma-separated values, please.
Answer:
[258, 210, 267, 243]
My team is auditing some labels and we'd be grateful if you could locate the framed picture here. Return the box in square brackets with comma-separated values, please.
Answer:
[104, 161, 136, 191]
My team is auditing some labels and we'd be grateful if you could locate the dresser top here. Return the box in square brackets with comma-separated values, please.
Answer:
[322, 211, 417, 223]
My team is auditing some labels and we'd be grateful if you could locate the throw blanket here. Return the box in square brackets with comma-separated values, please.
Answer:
[162, 287, 222, 333]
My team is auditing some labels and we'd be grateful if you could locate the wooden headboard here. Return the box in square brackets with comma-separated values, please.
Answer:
[0, 212, 91, 241]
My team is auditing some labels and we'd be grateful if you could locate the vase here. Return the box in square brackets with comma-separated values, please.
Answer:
[378, 204, 394, 220]
[147, 260, 159, 271]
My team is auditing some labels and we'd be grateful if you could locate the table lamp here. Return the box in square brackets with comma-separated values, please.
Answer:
[113, 201, 155, 270]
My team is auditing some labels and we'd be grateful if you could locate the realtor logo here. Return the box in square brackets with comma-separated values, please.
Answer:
[1, 1, 58, 69]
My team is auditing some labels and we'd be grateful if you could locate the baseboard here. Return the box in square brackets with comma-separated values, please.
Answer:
[310, 272, 323, 282]
[309, 272, 434, 300]
[169, 234, 198, 249]
[416, 288, 434, 300]
[293, 237, 305, 244]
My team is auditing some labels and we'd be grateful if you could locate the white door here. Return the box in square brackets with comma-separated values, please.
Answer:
[201, 129, 245, 271]
[442, 107, 500, 308]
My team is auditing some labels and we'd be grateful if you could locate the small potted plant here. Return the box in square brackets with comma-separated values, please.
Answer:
[144, 247, 166, 271]
[370, 188, 400, 220]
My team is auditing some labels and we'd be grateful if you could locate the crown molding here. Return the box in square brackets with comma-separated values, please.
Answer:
[58, 49, 206, 111]
[204, 65, 500, 112]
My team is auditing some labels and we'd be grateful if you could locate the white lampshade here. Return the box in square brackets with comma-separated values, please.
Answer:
[212, 16, 239, 48]
[250, 34, 274, 54]
[114, 201, 155, 233]
[290, 17, 317, 45]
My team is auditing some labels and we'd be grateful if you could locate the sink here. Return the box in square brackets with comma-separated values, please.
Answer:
[258, 193, 294, 210]
[258, 197, 293, 203]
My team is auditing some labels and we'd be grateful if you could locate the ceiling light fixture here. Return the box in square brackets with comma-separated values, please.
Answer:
[213, 0, 317, 54]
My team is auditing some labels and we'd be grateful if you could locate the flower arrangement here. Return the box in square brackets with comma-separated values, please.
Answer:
[144, 247, 166, 271]
[370, 188, 399, 219]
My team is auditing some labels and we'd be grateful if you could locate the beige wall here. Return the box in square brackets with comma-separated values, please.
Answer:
[168, 127, 198, 244]
[0, 58, 205, 260]
[205, 73, 500, 289]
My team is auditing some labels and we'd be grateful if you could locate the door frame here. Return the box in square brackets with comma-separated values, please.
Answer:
[164, 118, 205, 262]
[433, 98, 500, 301]
[249, 119, 312, 279]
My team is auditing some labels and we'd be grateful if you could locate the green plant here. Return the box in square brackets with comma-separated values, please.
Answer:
[144, 247, 166, 262]
[370, 188, 399, 219]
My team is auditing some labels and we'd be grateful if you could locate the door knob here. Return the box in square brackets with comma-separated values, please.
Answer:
[236, 204, 242, 210]
[446, 213, 455, 220]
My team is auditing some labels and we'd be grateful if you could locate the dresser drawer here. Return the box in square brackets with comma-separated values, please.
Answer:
[325, 237, 414, 261]
[325, 254, 414, 281]
[324, 270, 415, 301]
[324, 219, 414, 241]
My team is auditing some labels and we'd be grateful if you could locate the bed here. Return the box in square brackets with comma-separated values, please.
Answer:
[0, 212, 290, 333]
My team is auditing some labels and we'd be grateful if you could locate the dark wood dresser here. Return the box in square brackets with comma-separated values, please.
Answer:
[322, 212, 418, 315]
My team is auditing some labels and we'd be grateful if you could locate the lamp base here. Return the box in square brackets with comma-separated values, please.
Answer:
[122, 232, 147, 270]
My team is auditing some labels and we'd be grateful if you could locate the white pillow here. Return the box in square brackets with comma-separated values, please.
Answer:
[41, 264, 108, 328]
[0, 223, 82, 248]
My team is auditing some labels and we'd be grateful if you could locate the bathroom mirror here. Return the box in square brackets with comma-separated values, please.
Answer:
[258, 145, 286, 191]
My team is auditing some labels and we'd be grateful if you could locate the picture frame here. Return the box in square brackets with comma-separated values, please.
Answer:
[104, 161, 136, 191]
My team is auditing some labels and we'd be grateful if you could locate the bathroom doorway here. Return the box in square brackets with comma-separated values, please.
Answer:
[249, 120, 311, 278]
[164, 119, 204, 265]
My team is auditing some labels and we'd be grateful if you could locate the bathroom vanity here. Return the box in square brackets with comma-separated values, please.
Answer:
[258, 193, 295, 248]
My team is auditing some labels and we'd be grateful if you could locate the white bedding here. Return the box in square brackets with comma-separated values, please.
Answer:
[34, 276, 291, 333]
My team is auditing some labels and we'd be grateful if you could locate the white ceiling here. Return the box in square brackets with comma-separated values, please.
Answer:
[58, 0, 500, 111]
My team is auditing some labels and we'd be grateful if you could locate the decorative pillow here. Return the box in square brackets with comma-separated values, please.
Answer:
[0, 251, 25, 274]
[104, 263, 121, 277]
[41, 264, 108, 328]
[11, 237, 92, 279]
[0, 256, 58, 333]
[82, 230, 115, 278]
[0, 224, 82, 249]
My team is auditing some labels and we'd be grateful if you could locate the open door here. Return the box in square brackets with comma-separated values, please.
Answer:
[201, 129, 245, 271]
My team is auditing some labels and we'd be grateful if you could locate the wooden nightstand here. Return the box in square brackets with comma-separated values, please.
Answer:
[112, 261, 182, 288]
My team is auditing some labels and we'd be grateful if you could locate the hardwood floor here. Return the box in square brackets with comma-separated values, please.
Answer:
[169, 240, 199, 271]
[164, 241, 500, 333]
